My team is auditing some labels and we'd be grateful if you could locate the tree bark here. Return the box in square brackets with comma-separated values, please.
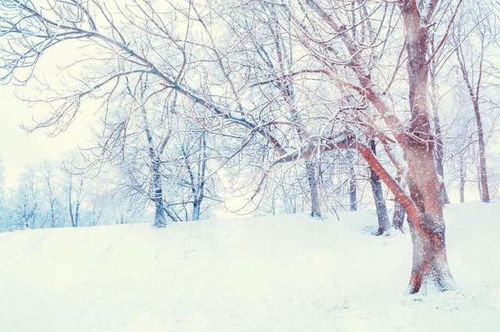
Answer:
[306, 160, 321, 217]
[151, 156, 167, 227]
[368, 140, 390, 235]
[191, 132, 207, 221]
[473, 101, 490, 202]
[140, 106, 167, 227]
[355, 140, 453, 293]
[459, 154, 466, 203]
[347, 150, 358, 211]
[400, 2, 454, 292]
[392, 176, 406, 231]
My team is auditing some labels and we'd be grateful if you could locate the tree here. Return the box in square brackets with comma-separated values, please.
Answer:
[452, 4, 496, 203]
[280, 0, 459, 292]
[40, 162, 62, 227]
[65, 173, 84, 228]
[14, 167, 39, 229]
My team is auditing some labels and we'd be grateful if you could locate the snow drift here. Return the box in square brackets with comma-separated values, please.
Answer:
[0, 202, 499, 332]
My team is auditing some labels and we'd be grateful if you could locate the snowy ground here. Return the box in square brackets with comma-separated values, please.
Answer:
[0, 202, 499, 332]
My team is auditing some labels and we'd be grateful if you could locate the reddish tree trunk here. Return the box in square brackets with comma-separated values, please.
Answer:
[392, 176, 406, 231]
[356, 141, 453, 293]
[400, 2, 454, 293]
[404, 143, 454, 293]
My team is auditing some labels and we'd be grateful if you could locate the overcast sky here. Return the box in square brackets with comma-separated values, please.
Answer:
[0, 84, 92, 189]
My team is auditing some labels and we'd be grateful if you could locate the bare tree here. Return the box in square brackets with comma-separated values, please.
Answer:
[452, 5, 496, 203]
[273, 0, 461, 292]
[66, 173, 83, 227]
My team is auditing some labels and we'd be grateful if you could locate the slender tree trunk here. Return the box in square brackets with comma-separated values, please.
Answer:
[192, 200, 201, 221]
[140, 105, 167, 227]
[75, 202, 80, 227]
[368, 140, 390, 235]
[459, 155, 466, 203]
[347, 150, 357, 211]
[455, 34, 490, 203]
[370, 173, 390, 235]
[151, 156, 167, 227]
[473, 101, 490, 202]
[266, 11, 321, 218]
[392, 201, 406, 231]
[306, 160, 321, 217]
[192, 133, 207, 221]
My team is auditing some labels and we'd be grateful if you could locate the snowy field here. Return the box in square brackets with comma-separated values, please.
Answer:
[0, 202, 499, 332]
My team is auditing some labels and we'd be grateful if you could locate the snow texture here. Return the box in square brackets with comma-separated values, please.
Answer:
[0, 202, 499, 331]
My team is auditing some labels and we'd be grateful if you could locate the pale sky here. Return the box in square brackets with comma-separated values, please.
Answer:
[0, 84, 93, 189]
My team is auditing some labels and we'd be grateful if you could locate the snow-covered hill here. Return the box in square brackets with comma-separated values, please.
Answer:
[0, 202, 499, 332]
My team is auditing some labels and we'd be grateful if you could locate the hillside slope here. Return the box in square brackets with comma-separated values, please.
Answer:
[0, 202, 499, 332]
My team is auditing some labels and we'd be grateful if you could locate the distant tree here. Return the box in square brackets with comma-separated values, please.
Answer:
[65, 173, 84, 228]
[14, 168, 40, 229]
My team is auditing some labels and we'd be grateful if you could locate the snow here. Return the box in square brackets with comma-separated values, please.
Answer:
[0, 202, 499, 332]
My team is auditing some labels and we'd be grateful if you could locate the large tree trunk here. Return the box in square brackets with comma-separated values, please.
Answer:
[356, 142, 453, 293]
[347, 150, 357, 211]
[400, 3, 454, 293]
[404, 144, 454, 293]
[368, 140, 390, 235]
